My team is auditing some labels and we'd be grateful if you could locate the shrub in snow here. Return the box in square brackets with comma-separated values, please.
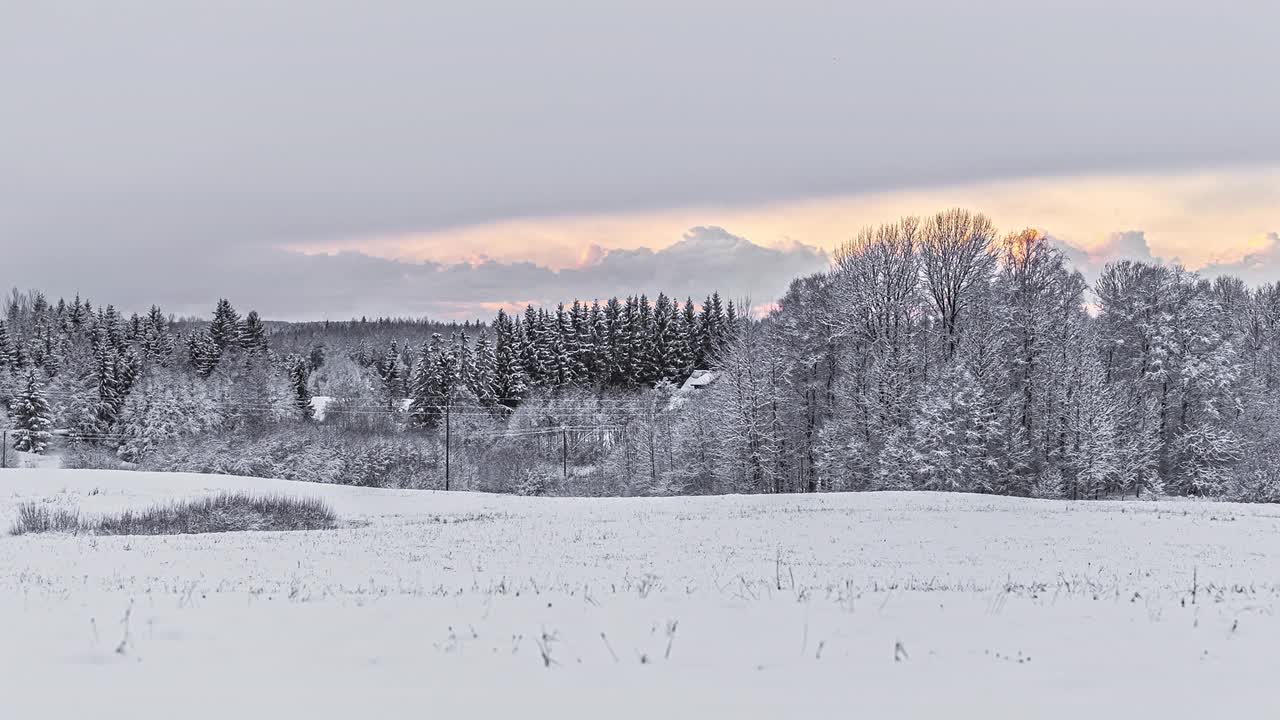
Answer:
[9, 502, 84, 535]
[9, 493, 338, 536]
[61, 443, 131, 471]
[515, 467, 559, 497]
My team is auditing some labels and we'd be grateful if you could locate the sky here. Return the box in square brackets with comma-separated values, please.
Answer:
[2, 1, 1278, 320]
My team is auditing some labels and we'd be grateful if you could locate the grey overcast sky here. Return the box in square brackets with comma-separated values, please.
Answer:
[3, 1, 1278, 318]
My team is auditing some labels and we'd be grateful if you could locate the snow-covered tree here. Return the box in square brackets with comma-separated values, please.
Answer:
[209, 299, 242, 354]
[11, 371, 53, 454]
[240, 310, 268, 353]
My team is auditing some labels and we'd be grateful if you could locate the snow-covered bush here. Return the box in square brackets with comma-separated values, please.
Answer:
[515, 467, 559, 497]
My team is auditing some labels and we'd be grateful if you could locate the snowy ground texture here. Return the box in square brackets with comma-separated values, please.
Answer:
[3, 470, 1279, 718]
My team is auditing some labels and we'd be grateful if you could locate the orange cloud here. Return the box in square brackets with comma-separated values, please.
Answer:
[284, 166, 1280, 272]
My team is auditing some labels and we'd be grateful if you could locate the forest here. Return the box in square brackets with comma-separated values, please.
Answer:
[2, 209, 1278, 502]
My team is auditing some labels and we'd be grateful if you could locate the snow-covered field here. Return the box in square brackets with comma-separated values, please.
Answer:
[3, 469, 1279, 718]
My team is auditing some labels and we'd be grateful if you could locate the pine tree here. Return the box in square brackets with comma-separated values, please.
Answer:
[142, 305, 175, 365]
[127, 312, 143, 342]
[520, 306, 546, 386]
[240, 310, 268, 353]
[697, 294, 725, 367]
[587, 300, 607, 382]
[11, 371, 53, 454]
[551, 303, 575, 385]
[492, 310, 527, 407]
[653, 293, 686, 381]
[77, 327, 140, 434]
[69, 294, 86, 329]
[634, 295, 658, 384]
[188, 332, 221, 377]
[535, 309, 558, 384]
[209, 299, 241, 353]
[408, 335, 447, 427]
[911, 366, 990, 492]
[470, 329, 498, 405]
[374, 341, 404, 410]
[288, 355, 314, 420]
[0, 319, 14, 369]
[455, 332, 476, 392]
[38, 325, 62, 377]
[682, 298, 700, 369]
[604, 297, 626, 385]
[439, 333, 460, 392]
[568, 300, 590, 381]
[101, 305, 126, 352]
[8, 335, 26, 370]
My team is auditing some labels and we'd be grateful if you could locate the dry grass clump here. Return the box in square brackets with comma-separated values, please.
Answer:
[9, 493, 338, 536]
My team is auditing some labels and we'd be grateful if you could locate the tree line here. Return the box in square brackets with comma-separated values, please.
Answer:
[682, 210, 1280, 501]
[3, 209, 1279, 503]
[0, 287, 740, 462]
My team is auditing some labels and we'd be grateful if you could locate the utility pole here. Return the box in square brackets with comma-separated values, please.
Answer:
[562, 426, 568, 480]
[444, 392, 451, 491]
[1, 430, 6, 469]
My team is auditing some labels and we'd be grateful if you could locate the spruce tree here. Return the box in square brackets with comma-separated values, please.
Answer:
[408, 335, 450, 427]
[604, 297, 625, 385]
[667, 299, 692, 380]
[11, 371, 53, 454]
[492, 310, 527, 407]
[697, 295, 717, 367]
[101, 305, 126, 351]
[552, 303, 574, 385]
[454, 332, 475, 393]
[619, 296, 641, 385]
[439, 333, 460, 392]
[635, 295, 658, 384]
[288, 355, 314, 420]
[0, 319, 13, 369]
[188, 332, 221, 377]
[209, 299, 241, 353]
[39, 326, 62, 377]
[568, 300, 591, 381]
[69, 294, 86, 328]
[374, 341, 404, 410]
[588, 300, 607, 382]
[520, 306, 546, 386]
[653, 293, 688, 382]
[682, 298, 700, 368]
[240, 310, 268, 353]
[128, 312, 143, 342]
[535, 309, 558, 383]
[142, 305, 174, 365]
[470, 329, 499, 405]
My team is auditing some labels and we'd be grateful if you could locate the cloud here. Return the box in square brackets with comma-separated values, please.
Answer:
[6, 167, 1278, 318]
[1200, 233, 1280, 285]
[4, 229, 828, 321]
[1052, 227, 1280, 287]
[1052, 230, 1161, 279]
[287, 167, 1280, 274]
[5, 2, 1279, 267]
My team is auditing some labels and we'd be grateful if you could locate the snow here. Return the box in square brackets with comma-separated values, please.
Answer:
[309, 395, 334, 421]
[309, 395, 411, 422]
[681, 369, 716, 390]
[2, 469, 1279, 718]
[669, 370, 717, 409]
[6, 449, 63, 470]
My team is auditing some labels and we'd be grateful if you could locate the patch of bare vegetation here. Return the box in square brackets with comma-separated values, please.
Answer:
[9, 493, 338, 536]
